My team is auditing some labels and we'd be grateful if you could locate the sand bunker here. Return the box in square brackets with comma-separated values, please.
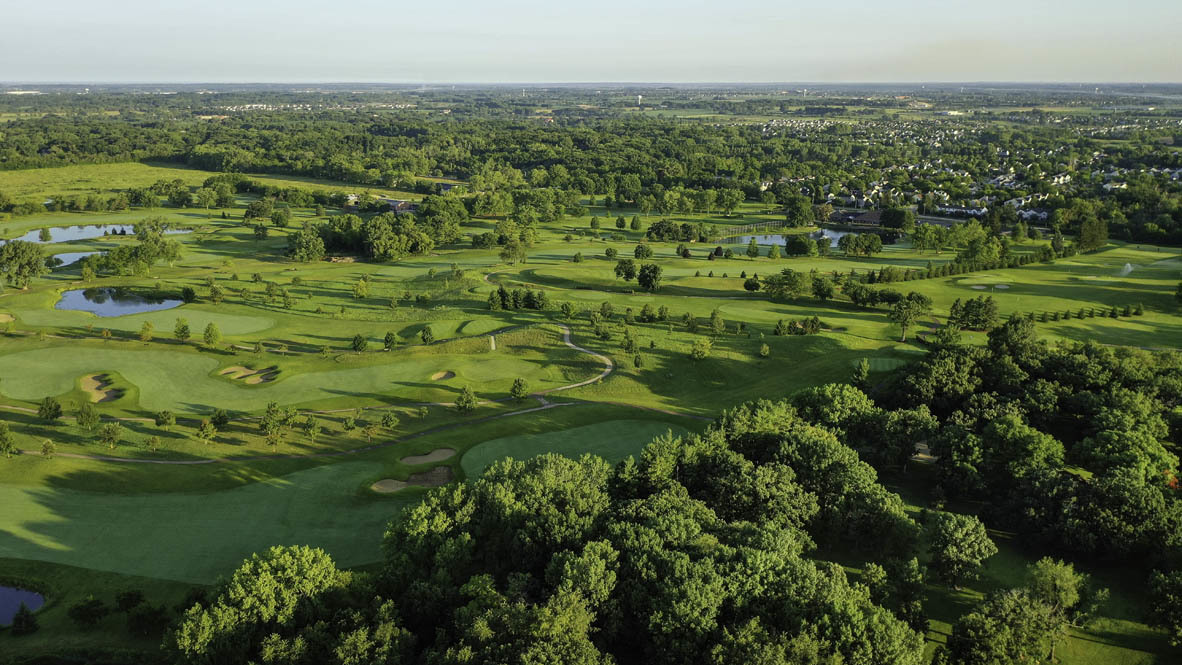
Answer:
[370, 466, 454, 493]
[431, 371, 455, 381]
[994, 285, 1010, 290]
[970, 285, 987, 290]
[221, 365, 279, 383]
[400, 448, 456, 465]
[0, 313, 13, 323]
[81, 373, 121, 403]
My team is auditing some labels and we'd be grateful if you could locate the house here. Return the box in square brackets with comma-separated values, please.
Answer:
[381, 199, 417, 213]
[1017, 209, 1049, 222]
[853, 210, 882, 225]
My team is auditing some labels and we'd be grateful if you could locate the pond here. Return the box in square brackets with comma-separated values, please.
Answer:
[56, 287, 183, 317]
[0, 586, 44, 626]
[51, 251, 101, 267]
[727, 228, 851, 248]
[1, 224, 191, 245]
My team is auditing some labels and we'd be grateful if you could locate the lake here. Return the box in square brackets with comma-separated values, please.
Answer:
[1, 224, 191, 245]
[51, 251, 101, 267]
[727, 228, 851, 248]
[0, 586, 44, 626]
[56, 287, 183, 317]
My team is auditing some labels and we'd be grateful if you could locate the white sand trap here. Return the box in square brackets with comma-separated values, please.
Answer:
[994, 285, 1010, 289]
[400, 448, 456, 465]
[970, 285, 987, 290]
[220, 365, 251, 379]
[81, 373, 120, 403]
[0, 313, 13, 323]
[370, 466, 454, 493]
[431, 371, 455, 381]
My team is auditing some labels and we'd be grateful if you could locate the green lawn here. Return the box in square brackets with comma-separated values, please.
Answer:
[459, 418, 691, 478]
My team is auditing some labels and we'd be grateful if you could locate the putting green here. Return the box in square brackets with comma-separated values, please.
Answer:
[0, 344, 588, 413]
[0, 461, 409, 583]
[460, 419, 690, 479]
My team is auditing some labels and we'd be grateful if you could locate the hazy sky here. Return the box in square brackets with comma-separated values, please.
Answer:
[3, 0, 1178, 83]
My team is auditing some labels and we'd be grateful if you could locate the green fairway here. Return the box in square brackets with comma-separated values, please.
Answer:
[0, 326, 591, 413]
[459, 418, 691, 478]
[0, 460, 410, 583]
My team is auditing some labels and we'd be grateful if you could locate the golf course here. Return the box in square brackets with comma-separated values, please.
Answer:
[0, 160, 1178, 663]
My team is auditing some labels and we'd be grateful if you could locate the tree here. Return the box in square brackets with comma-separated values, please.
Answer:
[0, 240, 49, 288]
[38, 396, 62, 423]
[887, 292, 932, 342]
[500, 239, 527, 265]
[928, 512, 998, 587]
[1026, 557, 1107, 660]
[11, 602, 38, 635]
[784, 195, 814, 227]
[0, 421, 15, 458]
[880, 207, 916, 234]
[195, 419, 217, 446]
[1149, 570, 1182, 647]
[634, 243, 653, 259]
[614, 258, 637, 281]
[194, 187, 217, 217]
[40, 439, 55, 459]
[420, 326, 435, 344]
[210, 408, 231, 429]
[637, 264, 662, 291]
[353, 278, 369, 299]
[352, 333, 368, 353]
[384, 331, 398, 351]
[77, 402, 100, 431]
[139, 321, 154, 343]
[852, 358, 870, 389]
[746, 237, 760, 258]
[68, 597, 110, 628]
[97, 422, 123, 450]
[455, 385, 477, 413]
[690, 337, 713, 361]
[510, 378, 529, 401]
[812, 275, 835, 301]
[155, 410, 175, 430]
[381, 412, 400, 432]
[174, 318, 191, 343]
[253, 224, 268, 241]
[203, 322, 222, 349]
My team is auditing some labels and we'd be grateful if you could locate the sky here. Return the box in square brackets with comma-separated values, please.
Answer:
[2, 0, 1179, 83]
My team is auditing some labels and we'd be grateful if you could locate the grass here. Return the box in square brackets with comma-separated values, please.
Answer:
[1, 162, 1180, 662]
[459, 418, 690, 478]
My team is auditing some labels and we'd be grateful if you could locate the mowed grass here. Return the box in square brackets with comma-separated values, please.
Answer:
[0, 405, 706, 584]
[0, 325, 590, 414]
[459, 418, 690, 478]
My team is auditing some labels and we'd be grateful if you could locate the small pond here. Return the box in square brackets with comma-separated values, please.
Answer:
[726, 228, 851, 248]
[0, 586, 44, 626]
[56, 287, 183, 317]
[51, 251, 101, 267]
[1, 224, 191, 245]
